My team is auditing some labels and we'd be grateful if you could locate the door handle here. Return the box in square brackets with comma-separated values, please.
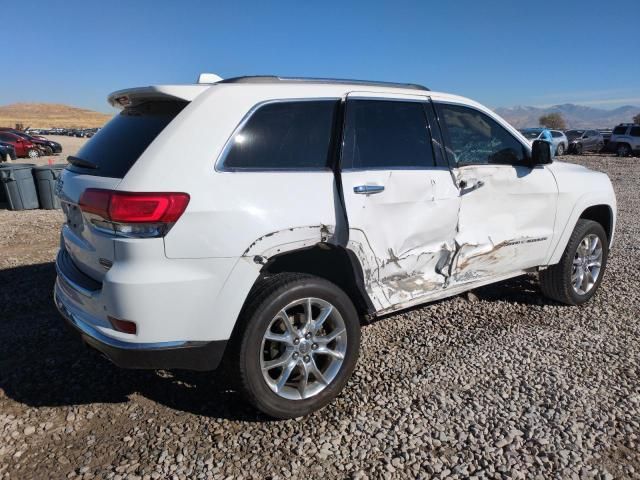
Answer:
[459, 179, 484, 193]
[354, 185, 385, 195]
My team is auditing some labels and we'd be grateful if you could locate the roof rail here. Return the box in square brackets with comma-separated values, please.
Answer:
[217, 75, 429, 91]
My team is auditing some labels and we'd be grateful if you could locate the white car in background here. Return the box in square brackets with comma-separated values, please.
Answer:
[519, 128, 568, 156]
[54, 74, 616, 418]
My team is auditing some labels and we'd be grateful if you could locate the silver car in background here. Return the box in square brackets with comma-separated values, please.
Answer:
[519, 128, 568, 156]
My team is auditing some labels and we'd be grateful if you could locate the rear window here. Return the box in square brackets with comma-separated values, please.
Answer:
[613, 126, 628, 135]
[222, 100, 339, 170]
[68, 101, 187, 178]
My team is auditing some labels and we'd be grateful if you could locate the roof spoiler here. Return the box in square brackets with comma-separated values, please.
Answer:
[107, 84, 211, 109]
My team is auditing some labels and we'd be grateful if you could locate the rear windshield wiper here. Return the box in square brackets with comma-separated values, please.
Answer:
[67, 155, 98, 169]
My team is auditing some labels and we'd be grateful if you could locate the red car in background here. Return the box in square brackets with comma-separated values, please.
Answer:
[0, 131, 39, 158]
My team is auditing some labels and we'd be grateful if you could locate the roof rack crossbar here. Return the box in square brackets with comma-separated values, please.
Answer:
[217, 76, 429, 91]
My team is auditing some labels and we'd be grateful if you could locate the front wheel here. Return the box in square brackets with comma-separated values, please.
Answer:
[27, 148, 39, 158]
[236, 273, 360, 418]
[574, 143, 583, 155]
[539, 219, 608, 305]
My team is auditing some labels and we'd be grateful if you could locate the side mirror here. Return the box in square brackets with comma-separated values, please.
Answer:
[530, 140, 552, 166]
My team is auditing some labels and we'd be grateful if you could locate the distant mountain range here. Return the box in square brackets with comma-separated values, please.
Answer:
[0, 103, 111, 129]
[494, 104, 639, 129]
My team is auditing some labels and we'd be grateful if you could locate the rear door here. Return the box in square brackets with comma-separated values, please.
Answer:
[58, 101, 187, 281]
[340, 92, 460, 309]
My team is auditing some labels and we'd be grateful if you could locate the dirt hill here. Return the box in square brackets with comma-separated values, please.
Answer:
[0, 103, 112, 129]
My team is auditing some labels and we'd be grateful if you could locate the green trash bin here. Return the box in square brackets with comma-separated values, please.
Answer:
[0, 163, 39, 210]
[33, 164, 66, 209]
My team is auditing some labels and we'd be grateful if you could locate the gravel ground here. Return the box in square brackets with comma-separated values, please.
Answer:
[1, 153, 639, 479]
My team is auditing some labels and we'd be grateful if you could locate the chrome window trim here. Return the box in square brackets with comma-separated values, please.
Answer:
[215, 97, 341, 173]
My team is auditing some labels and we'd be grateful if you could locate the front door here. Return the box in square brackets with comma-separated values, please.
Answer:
[340, 93, 460, 310]
[434, 102, 558, 285]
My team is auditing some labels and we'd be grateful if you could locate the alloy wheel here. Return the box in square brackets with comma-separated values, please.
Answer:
[260, 297, 347, 400]
[571, 234, 603, 295]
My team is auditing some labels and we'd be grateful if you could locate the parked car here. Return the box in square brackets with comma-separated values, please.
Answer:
[609, 123, 640, 157]
[565, 129, 604, 154]
[0, 131, 39, 158]
[54, 75, 617, 418]
[29, 135, 63, 155]
[519, 128, 568, 155]
[599, 129, 612, 150]
[0, 129, 62, 155]
[0, 141, 17, 161]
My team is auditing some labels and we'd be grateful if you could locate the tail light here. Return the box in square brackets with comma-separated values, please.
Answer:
[79, 189, 190, 238]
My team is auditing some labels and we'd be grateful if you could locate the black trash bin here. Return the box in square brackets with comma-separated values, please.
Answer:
[33, 164, 66, 209]
[0, 163, 39, 210]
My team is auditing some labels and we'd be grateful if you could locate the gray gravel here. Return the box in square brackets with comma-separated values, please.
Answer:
[1, 153, 639, 479]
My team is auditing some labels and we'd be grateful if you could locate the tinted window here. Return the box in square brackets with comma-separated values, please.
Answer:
[630, 127, 640, 137]
[436, 103, 526, 165]
[223, 101, 338, 170]
[0, 133, 17, 142]
[342, 100, 435, 169]
[551, 131, 562, 138]
[69, 101, 186, 178]
[613, 126, 627, 135]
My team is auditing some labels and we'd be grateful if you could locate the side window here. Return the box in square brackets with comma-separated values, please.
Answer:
[551, 131, 562, 138]
[613, 126, 627, 135]
[436, 103, 526, 166]
[342, 100, 435, 169]
[223, 100, 338, 170]
[630, 127, 640, 137]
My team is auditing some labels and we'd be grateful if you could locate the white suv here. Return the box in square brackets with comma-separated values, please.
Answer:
[54, 75, 617, 418]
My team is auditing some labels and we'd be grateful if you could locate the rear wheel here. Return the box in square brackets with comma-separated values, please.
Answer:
[539, 219, 608, 305]
[556, 143, 565, 156]
[575, 143, 583, 155]
[617, 143, 631, 157]
[43, 146, 53, 156]
[27, 148, 39, 158]
[236, 273, 360, 418]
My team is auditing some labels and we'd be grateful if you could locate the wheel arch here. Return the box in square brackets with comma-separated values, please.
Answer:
[547, 197, 616, 265]
[259, 244, 375, 318]
[579, 204, 613, 243]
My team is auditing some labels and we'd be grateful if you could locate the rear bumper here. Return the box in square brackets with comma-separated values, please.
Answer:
[54, 248, 229, 371]
[55, 281, 227, 370]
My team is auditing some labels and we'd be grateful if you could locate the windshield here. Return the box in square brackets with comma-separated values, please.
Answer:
[520, 130, 541, 140]
[565, 130, 584, 140]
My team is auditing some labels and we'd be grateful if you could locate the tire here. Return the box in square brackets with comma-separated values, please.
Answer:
[235, 273, 360, 418]
[43, 146, 53, 156]
[575, 143, 583, 155]
[617, 143, 631, 157]
[27, 149, 39, 158]
[556, 143, 565, 156]
[539, 219, 608, 305]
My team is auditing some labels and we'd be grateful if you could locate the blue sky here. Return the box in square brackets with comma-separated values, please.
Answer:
[4, 0, 639, 112]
